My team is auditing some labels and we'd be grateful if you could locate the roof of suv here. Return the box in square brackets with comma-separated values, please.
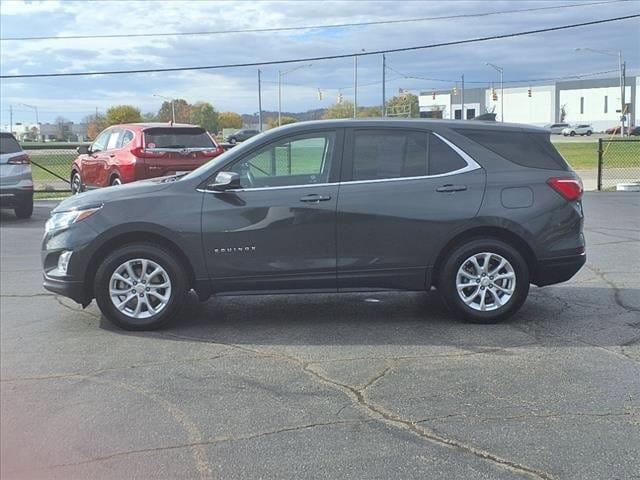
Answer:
[270, 118, 548, 134]
[112, 122, 203, 130]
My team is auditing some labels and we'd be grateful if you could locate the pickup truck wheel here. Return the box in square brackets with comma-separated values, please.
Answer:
[95, 243, 188, 330]
[439, 239, 529, 324]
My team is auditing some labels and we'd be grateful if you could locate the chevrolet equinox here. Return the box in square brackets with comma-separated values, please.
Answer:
[42, 119, 586, 330]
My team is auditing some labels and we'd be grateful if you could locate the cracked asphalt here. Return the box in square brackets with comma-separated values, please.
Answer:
[1, 193, 639, 480]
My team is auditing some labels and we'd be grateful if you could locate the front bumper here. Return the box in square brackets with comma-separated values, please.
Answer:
[533, 253, 586, 287]
[43, 274, 88, 305]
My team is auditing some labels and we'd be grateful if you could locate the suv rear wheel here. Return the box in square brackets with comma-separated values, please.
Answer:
[14, 194, 33, 219]
[439, 239, 529, 323]
[94, 243, 188, 330]
[71, 171, 83, 194]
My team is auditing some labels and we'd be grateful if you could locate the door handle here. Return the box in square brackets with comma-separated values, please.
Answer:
[299, 193, 332, 203]
[436, 184, 467, 193]
[109, 154, 116, 158]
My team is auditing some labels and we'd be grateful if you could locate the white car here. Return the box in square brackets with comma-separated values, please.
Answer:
[544, 123, 570, 134]
[562, 124, 593, 137]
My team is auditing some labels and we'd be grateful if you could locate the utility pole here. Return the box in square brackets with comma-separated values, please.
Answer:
[382, 54, 386, 117]
[9, 105, 13, 135]
[486, 63, 504, 122]
[257, 69, 263, 132]
[278, 70, 282, 127]
[461, 74, 465, 120]
[620, 57, 626, 137]
[353, 56, 358, 118]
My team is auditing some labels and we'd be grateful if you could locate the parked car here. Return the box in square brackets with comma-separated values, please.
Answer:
[43, 119, 585, 330]
[70, 123, 224, 193]
[562, 124, 593, 136]
[0, 132, 33, 218]
[630, 126, 640, 136]
[226, 129, 260, 144]
[544, 123, 570, 134]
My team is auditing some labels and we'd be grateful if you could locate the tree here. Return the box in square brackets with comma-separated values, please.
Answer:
[142, 111, 158, 122]
[358, 106, 382, 118]
[385, 92, 419, 118]
[54, 116, 71, 141]
[105, 105, 142, 126]
[218, 111, 243, 129]
[83, 113, 106, 140]
[560, 104, 568, 122]
[266, 116, 297, 129]
[189, 101, 219, 132]
[322, 101, 354, 119]
[157, 99, 191, 123]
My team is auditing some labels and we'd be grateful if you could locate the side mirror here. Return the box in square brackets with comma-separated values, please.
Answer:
[209, 171, 241, 191]
[77, 145, 90, 155]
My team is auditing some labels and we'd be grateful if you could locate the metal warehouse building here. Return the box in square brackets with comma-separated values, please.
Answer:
[419, 76, 638, 132]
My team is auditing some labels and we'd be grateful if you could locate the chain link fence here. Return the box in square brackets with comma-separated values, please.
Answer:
[597, 138, 640, 191]
[23, 143, 85, 193]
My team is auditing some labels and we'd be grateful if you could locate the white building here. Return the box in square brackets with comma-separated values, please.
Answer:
[419, 75, 637, 131]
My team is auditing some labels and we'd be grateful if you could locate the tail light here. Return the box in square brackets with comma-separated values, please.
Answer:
[130, 147, 165, 159]
[7, 154, 30, 165]
[547, 177, 583, 201]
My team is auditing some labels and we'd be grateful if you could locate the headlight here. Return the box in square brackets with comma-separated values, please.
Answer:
[45, 205, 102, 233]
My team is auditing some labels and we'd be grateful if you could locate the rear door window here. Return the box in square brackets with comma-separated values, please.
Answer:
[144, 127, 214, 149]
[352, 130, 428, 180]
[454, 129, 568, 170]
[0, 134, 22, 154]
[119, 130, 135, 148]
[428, 134, 467, 175]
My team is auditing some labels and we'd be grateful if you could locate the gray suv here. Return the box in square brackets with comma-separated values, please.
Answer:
[1, 132, 33, 218]
[42, 119, 585, 330]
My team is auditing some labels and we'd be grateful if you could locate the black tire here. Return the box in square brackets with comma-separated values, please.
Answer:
[14, 194, 33, 219]
[438, 238, 530, 324]
[586, 131, 592, 136]
[71, 171, 83, 194]
[94, 243, 188, 330]
[570, 131, 576, 137]
[110, 176, 122, 186]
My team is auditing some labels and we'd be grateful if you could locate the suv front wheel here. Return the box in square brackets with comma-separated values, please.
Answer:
[439, 239, 529, 323]
[94, 243, 188, 330]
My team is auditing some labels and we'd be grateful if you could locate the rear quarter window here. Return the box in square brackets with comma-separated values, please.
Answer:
[144, 127, 214, 148]
[0, 134, 22, 154]
[454, 129, 569, 170]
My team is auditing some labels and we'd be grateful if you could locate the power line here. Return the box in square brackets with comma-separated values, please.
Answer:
[2, 15, 637, 80]
[385, 65, 621, 85]
[0, 0, 628, 42]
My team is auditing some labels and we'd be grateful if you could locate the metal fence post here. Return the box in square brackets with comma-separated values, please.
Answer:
[597, 138, 603, 191]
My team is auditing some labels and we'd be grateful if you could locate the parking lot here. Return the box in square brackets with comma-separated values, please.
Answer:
[1, 193, 639, 480]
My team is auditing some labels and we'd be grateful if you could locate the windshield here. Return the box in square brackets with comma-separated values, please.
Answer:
[181, 129, 268, 182]
[144, 127, 215, 149]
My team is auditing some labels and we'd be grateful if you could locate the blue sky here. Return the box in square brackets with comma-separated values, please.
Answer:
[1, 0, 638, 125]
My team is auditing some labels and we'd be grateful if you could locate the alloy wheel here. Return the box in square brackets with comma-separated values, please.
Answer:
[455, 252, 516, 312]
[109, 258, 172, 319]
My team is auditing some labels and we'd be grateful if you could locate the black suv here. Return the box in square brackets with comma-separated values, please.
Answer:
[43, 119, 585, 330]
[226, 129, 259, 144]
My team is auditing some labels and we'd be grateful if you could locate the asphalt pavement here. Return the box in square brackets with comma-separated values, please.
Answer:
[1, 194, 639, 480]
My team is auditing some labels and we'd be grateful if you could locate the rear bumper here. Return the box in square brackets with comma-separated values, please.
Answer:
[43, 274, 87, 305]
[533, 253, 586, 287]
[0, 189, 33, 208]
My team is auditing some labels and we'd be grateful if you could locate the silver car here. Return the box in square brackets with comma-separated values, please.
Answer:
[562, 124, 593, 136]
[0, 132, 33, 218]
[544, 123, 570, 134]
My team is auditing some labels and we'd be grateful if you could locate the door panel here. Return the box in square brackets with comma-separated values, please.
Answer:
[201, 128, 343, 293]
[336, 128, 486, 291]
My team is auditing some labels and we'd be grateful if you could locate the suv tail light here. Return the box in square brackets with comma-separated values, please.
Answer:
[130, 147, 165, 159]
[547, 177, 583, 201]
[7, 154, 30, 165]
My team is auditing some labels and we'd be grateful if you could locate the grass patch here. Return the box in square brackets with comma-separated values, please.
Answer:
[554, 141, 640, 170]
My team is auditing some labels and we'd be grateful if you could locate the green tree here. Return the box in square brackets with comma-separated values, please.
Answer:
[142, 111, 158, 122]
[358, 106, 382, 118]
[322, 101, 354, 119]
[265, 116, 297, 129]
[105, 105, 142, 126]
[385, 93, 419, 118]
[157, 99, 191, 123]
[218, 111, 243, 129]
[189, 101, 219, 132]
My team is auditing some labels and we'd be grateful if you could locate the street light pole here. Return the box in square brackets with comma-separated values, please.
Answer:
[353, 55, 358, 118]
[575, 48, 625, 137]
[486, 63, 504, 122]
[153, 94, 175, 124]
[278, 64, 312, 127]
[257, 69, 263, 132]
[382, 54, 386, 117]
[19, 103, 39, 139]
